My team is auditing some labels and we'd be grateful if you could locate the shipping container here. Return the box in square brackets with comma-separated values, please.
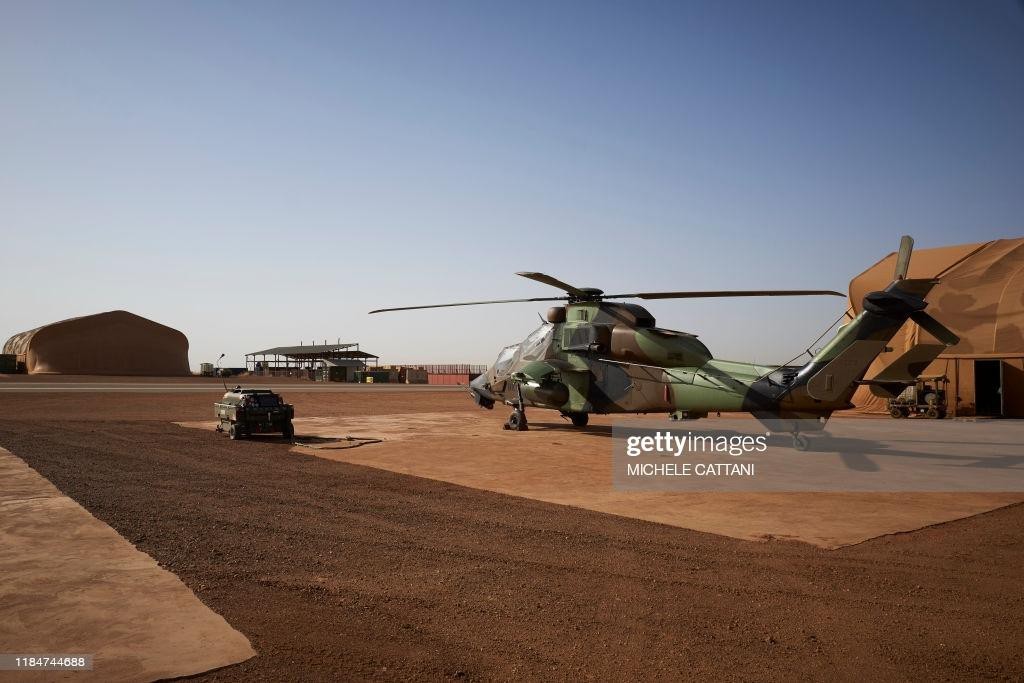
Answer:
[317, 366, 350, 382]
[354, 370, 394, 384]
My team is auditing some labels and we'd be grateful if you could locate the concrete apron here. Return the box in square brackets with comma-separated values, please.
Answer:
[0, 447, 255, 682]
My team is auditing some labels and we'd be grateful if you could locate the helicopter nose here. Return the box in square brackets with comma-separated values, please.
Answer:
[470, 374, 496, 409]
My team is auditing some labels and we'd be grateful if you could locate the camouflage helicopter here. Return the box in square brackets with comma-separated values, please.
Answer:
[371, 237, 958, 448]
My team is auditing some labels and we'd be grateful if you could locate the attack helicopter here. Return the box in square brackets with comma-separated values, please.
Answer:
[370, 237, 958, 448]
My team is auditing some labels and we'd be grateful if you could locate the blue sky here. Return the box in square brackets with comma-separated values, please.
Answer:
[2, 1, 1022, 368]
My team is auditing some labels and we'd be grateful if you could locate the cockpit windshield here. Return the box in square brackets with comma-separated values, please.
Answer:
[519, 323, 554, 361]
[492, 324, 555, 375]
[493, 345, 519, 374]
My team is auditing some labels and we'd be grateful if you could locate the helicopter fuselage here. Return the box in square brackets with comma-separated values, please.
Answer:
[469, 301, 840, 422]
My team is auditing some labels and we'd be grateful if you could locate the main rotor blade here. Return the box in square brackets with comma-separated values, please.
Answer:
[369, 296, 568, 314]
[515, 272, 589, 297]
[603, 289, 846, 300]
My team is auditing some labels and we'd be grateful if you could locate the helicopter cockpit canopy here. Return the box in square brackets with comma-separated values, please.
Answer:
[519, 323, 555, 361]
[491, 323, 556, 377]
[493, 344, 518, 375]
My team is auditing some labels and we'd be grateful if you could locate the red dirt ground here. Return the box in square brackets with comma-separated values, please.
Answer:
[0, 389, 1022, 680]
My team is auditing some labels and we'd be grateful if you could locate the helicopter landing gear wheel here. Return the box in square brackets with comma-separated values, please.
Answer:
[925, 406, 941, 419]
[792, 433, 809, 451]
[564, 412, 589, 428]
[889, 405, 905, 419]
[502, 382, 529, 431]
[504, 410, 529, 431]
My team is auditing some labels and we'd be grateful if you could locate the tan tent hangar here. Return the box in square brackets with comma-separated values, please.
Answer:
[3, 310, 191, 376]
[850, 238, 1024, 417]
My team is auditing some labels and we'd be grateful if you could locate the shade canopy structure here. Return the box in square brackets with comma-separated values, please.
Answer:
[245, 342, 378, 375]
[849, 237, 1024, 415]
[3, 310, 190, 376]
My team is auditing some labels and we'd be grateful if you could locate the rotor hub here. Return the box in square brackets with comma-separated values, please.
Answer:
[572, 287, 604, 301]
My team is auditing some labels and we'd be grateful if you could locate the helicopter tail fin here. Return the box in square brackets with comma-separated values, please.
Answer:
[793, 237, 958, 405]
